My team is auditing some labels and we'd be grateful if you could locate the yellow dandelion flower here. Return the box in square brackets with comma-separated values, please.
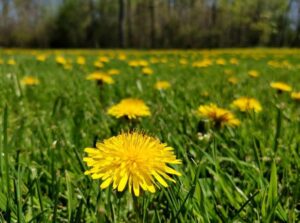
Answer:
[36, 55, 47, 62]
[83, 132, 181, 196]
[248, 70, 259, 78]
[155, 81, 171, 90]
[56, 56, 67, 65]
[139, 60, 149, 67]
[77, 56, 86, 65]
[228, 77, 238, 85]
[232, 97, 262, 113]
[291, 92, 300, 101]
[198, 104, 240, 127]
[94, 61, 104, 68]
[99, 56, 109, 63]
[142, 67, 153, 75]
[107, 98, 151, 119]
[7, 59, 16, 65]
[230, 58, 239, 65]
[216, 58, 226, 65]
[270, 82, 292, 92]
[108, 69, 120, 75]
[86, 72, 114, 84]
[21, 76, 40, 86]
[118, 54, 127, 60]
[179, 59, 188, 65]
[0, 59, 4, 64]
[128, 60, 139, 67]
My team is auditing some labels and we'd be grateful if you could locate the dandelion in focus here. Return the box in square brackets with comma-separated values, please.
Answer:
[107, 98, 151, 119]
[232, 97, 262, 113]
[83, 132, 181, 196]
[197, 104, 240, 128]
[155, 81, 171, 90]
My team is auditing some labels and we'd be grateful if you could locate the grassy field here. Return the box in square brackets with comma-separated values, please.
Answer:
[0, 49, 300, 222]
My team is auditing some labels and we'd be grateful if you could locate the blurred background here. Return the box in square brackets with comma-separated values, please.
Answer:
[0, 0, 300, 48]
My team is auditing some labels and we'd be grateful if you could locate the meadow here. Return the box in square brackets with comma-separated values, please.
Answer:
[0, 48, 299, 222]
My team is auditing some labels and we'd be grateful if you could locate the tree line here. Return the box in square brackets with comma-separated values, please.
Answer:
[0, 0, 300, 48]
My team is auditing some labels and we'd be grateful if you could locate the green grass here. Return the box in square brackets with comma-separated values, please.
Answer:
[0, 49, 300, 222]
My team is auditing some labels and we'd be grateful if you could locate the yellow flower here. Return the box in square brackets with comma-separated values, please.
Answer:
[21, 76, 40, 86]
[0, 59, 4, 64]
[179, 59, 188, 65]
[192, 59, 212, 68]
[142, 67, 153, 75]
[198, 104, 240, 127]
[270, 82, 292, 92]
[108, 69, 120, 75]
[228, 77, 238, 85]
[230, 58, 239, 65]
[99, 56, 109, 63]
[291, 92, 300, 101]
[232, 97, 262, 113]
[139, 60, 149, 67]
[77, 56, 86, 65]
[94, 61, 104, 68]
[248, 70, 259, 78]
[118, 54, 127, 60]
[7, 59, 16, 65]
[107, 98, 151, 119]
[86, 72, 114, 84]
[154, 81, 171, 90]
[83, 132, 181, 196]
[128, 60, 139, 67]
[56, 56, 67, 65]
[216, 58, 226, 65]
[36, 55, 47, 62]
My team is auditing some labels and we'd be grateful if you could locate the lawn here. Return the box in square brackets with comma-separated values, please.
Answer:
[0, 49, 299, 222]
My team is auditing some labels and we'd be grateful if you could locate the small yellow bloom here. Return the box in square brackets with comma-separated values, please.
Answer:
[77, 56, 86, 65]
[155, 81, 171, 90]
[179, 59, 188, 65]
[291, 92, 300, 101]
[107, 98, 151, 119]
[216, 58, 226, 65]
[0, 59, 4, 64]
[21, 76, 40, 86]
[232, 97, 262, 113]
[36, 55, 47, 62]
[108, 69, 120, 75]
[7, 59, 16, 65]
[118, 54, 127, 60]
[198, 104, 240, 127]
[192, 59, 212, 68]
[142, 67, 153, 75]
[94, 61, 104, 68]
[56, 56, 67, 65]
[270, 82, 292, 92]
[230, 58, 239, 65]
[248, 70, 259, 78]
[99, 56, 109, 63]
[86, 72, 114, 84]
[83, 132, 181, 196]
[228, 77, 238, 85]
[139, 60, 149, 67]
